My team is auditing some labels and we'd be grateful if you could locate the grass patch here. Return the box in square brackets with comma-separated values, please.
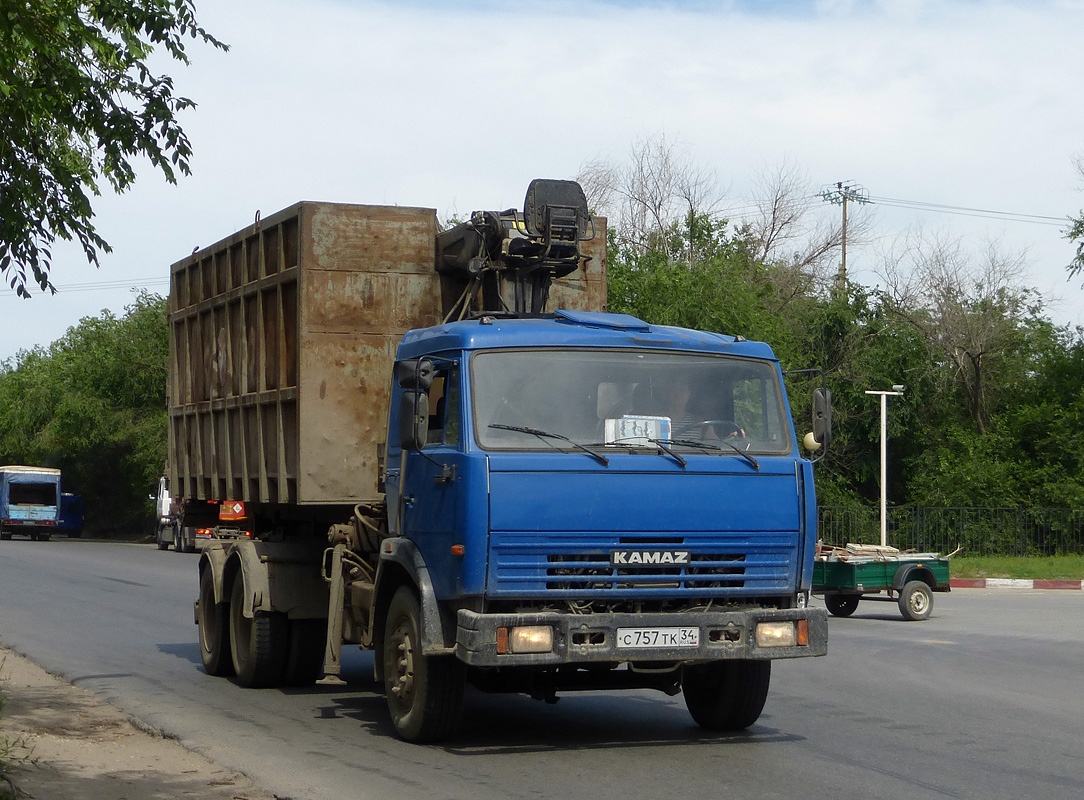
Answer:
[1, 658, 33, 800]
[951, 554, 1084, 580]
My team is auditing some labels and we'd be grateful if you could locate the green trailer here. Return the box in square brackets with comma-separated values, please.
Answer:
[813, 553, 951, 621]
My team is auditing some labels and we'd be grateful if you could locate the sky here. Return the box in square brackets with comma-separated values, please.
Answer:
[3, 0, 1084, 361]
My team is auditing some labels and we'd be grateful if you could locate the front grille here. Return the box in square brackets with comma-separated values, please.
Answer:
[545, 551, 746, 590]
[489, 532, 798, 598]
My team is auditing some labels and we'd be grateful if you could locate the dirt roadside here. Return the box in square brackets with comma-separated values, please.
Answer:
[0, 646, 280, 800]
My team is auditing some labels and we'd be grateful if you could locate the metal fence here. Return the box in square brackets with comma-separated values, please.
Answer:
[818, 506, 1084, 556]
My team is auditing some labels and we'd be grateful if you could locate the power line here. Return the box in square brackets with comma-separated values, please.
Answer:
[0, 277, 168, 298]
[865, 195, 1067, 227]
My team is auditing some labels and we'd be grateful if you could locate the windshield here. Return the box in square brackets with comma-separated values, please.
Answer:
[472, 349, 792, 454]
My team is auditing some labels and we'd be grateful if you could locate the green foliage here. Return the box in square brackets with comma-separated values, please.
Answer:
[1068, 208, 1084, 281]
[605, 190, 1084, 515]
[952, 554, 1084, 580]
[0, 292, 167, 536]
[0, 0, 226, 295]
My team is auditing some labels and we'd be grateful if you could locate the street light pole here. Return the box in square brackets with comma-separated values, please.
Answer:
[865, 386, 905, 547]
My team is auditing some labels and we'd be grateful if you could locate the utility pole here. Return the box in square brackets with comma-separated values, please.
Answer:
[820, 181, 870, 295]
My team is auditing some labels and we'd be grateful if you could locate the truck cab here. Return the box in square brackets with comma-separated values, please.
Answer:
[377, 310, 827, 736]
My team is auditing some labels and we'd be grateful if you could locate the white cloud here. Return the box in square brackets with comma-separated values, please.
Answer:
[3, 0, 1083, 360]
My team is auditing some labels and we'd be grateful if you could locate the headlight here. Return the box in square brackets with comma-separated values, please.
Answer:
[755, 621, 797, 648]
[497, 625, 554, 654]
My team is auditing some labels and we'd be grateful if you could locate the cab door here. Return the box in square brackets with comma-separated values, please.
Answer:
[399, 364, 465, 598]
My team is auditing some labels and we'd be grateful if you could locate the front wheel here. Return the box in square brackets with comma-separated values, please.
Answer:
[682, 660, 771, 731]
[383, 586, 464, 742]
[156, 526, 169, 551]
[898, 580, 933, 621]
[229, 576, 288, 687]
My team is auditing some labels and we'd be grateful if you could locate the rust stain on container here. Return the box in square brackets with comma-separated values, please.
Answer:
[167, 204, 605, 506]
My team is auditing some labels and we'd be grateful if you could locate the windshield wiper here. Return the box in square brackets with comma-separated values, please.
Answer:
[645, 438, 687, 468]
[595, 436, 687, 468]
[489, 424, 610, 466]
[663, 438, 760, 471]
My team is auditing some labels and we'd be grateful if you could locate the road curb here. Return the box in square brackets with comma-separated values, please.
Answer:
[950, 577, 1083, 590]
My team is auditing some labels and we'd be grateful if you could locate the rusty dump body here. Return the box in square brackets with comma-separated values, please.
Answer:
[167, 201, 606, 508]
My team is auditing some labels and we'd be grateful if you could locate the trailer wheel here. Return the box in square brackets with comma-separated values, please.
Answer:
[282, 618, 328, 686]
[825, 594, 860, 617]
[383, 586, 464, 742]
[198, 568, 233, 676]
[898, 580, 933, 621]
[229, 576, 288, 687]
[682, 660, 771, 731]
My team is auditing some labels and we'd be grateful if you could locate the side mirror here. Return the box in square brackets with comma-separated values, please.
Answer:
[812, 387, 832, 447]
[397, 358, 435, 391]
[400, 391, 430, 451]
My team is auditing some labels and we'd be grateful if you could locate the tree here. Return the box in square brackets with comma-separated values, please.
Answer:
[1068, 154, 1084, 281]
[0, 1, 226, 296]
[579, 134, 724, 265]
[879, 231, 1037, 435]
[0, 292, 168, 535]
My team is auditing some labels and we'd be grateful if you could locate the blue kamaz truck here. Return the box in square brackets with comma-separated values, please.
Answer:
[0, 466, 62, 541]
[173, 181, 830, 742]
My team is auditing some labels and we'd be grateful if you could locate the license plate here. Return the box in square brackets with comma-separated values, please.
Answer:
[616, 626, 699, 648]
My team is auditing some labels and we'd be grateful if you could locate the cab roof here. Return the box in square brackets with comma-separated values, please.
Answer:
[398, 311, 778, 362]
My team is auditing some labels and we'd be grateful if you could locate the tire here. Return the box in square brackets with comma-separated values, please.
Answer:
[156, 526, 169, 551]
[282, 618, 328, 686]
[825, 594, 860, 617]
[229, 575, 288, 687]
[39, 532, 50, 541]
[0, 531, 11, 540]
[198, 568, 234, 676]
[682, 660, 771, 731]
[898, 580, 933, 621]
[383, 586, 464, 742]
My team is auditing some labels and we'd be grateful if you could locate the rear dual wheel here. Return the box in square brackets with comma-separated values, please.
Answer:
[198, 568, 233, 676]
[199, 570, 326, 686]
[229, 577, 288, 687]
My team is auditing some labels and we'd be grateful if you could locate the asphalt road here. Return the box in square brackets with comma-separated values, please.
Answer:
[1, 538, 1082, 800]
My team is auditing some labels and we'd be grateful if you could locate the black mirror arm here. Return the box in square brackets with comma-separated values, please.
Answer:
[412, 449, 455, 484]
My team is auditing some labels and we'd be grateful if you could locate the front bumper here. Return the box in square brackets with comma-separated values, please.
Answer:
[456, 606, 828, 667]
